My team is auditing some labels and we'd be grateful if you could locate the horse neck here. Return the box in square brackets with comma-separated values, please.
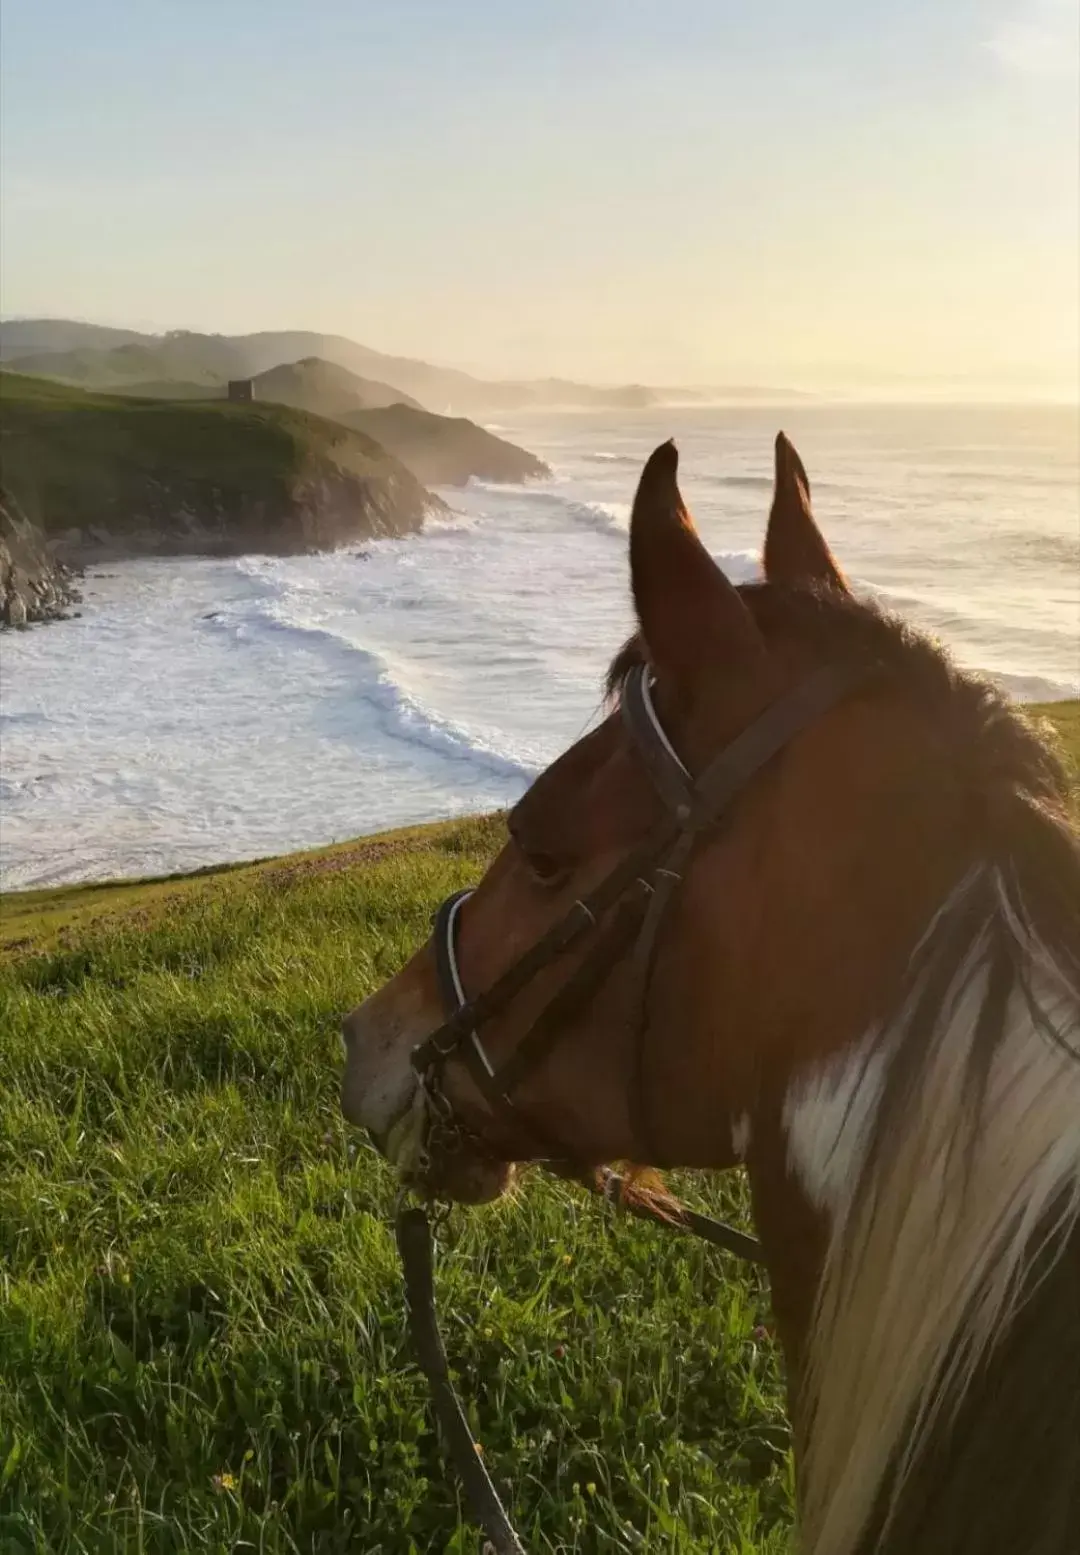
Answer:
[756, 864, 1080, 1555]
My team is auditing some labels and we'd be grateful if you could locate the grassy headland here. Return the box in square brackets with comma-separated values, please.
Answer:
[0, 367, 548, 576]
[1, 702, 1075, 1553]
[0, 372, 438, 557]
[340, 403, 550, 486]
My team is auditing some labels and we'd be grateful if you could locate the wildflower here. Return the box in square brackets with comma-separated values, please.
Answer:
[212, 1472, 238, 1492]
[753, 1324, 772, 1342]
[562, 1254, 572, 1266]
[586, 1482, 597, 1497]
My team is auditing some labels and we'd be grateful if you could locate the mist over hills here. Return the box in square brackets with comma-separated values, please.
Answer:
[0, 318, 795, 413]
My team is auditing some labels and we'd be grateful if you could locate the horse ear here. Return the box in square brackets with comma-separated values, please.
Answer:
[764, 431, 848, 593]
[630, 440, 763, 681]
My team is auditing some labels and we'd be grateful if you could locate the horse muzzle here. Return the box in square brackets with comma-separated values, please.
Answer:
[340, 994, 514, 1204]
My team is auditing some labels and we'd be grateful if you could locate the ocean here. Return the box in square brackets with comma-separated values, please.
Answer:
[2, 403, 1077, 890]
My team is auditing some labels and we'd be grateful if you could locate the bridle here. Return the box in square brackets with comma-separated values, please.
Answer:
[393, 654, 875, 1555]
[404, 655, 873, 1186]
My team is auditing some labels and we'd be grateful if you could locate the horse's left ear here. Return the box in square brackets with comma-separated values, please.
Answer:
[763, 431, 849, 593]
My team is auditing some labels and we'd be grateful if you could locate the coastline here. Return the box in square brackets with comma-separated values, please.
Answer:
[3, 402, 1076, 892]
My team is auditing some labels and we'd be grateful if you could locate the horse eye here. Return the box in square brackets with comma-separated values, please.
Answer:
[507, 813, 569, 887]
[523, 848, 567, 887]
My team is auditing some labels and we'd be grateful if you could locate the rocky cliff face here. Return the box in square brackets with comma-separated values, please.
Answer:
[340, 405, 550, 488]
[52, 466, 442, 564]
[1, 487, 81, 628]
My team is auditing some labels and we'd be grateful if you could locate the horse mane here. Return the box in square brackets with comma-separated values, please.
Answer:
[609, 588, 1080, 1554]
[761, 591, 1080, 1555]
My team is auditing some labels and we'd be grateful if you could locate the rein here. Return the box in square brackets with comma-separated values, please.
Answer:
[389, 656, 875, 1551]
[397, 1170, 764, 1555]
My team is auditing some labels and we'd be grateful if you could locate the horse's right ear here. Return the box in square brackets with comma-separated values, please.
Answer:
[764, 432, 848, 593]
[629, 441, 763, 683]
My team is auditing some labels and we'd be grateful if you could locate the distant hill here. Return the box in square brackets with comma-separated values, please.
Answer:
[250, 357, 421, 415]
[339, 404, 548, 487]
[0, 372, 440, 560]
[7, 338, 238, 390]
[97, 364, 545, 485]
[0, 319, 150, 361]
[0, 319, 749, 413]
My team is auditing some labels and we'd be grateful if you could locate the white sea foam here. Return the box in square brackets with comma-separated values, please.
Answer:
[565, 498, 631, 535]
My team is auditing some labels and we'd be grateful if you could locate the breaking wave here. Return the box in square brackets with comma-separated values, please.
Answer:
[204, 592, 538, 789]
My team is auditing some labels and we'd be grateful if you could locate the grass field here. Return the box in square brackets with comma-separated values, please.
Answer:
[2, 703, 1077, 1554]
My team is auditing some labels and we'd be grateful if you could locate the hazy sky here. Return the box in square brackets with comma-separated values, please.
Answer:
[1, 0, 1077, 393]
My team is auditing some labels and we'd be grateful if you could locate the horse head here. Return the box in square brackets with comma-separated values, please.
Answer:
[341, 432, 1080, 1554]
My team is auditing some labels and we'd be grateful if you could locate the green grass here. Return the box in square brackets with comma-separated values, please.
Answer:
[0, 372, 429, 542]
[2, 703, 1076, 1554]
[1043, 697, 1080, 768]
[0, 813, 783, 1555]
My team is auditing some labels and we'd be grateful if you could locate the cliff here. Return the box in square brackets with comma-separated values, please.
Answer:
[338, 404, 549, 486]
[0, 373, 443, 563]
[0, 485, 81, 628]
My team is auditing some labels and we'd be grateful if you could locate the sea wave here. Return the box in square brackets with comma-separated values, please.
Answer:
[940, 468, 1080, 489]
[985, 670, 1080, 704]
[419, 509, 483, 536]
[205, 593, 539, 789]
[466, 480, 631, 537]
[564, 499, 631, 535]
[705, 473, 773, 490]
[713, 548, 763, 584]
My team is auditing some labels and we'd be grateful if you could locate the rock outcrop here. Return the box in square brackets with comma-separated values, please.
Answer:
[0, 486, 81, 629]
[53, 465, 441, 564]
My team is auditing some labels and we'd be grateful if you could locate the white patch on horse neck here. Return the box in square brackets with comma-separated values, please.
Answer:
[794, 869, 1080, 1555]
[782, 1038, 887, 1213]
[731, 1112, 752, 1161]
